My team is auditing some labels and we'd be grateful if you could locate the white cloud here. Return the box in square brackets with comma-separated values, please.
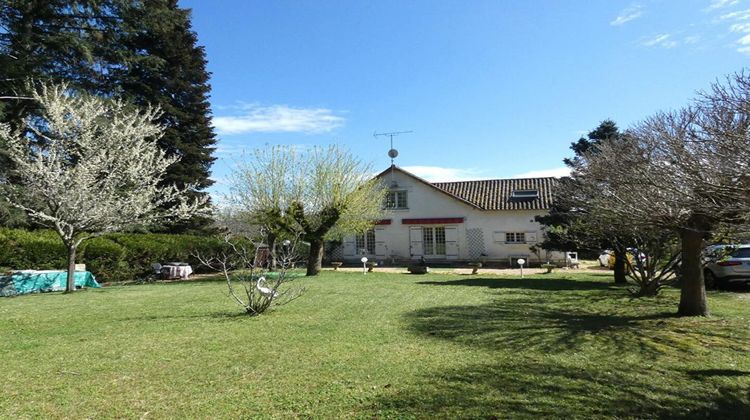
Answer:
[641, 33, 678, 48]
[719, 8, 750, 20]
[706, 0, 740, 11]
[611, 5, 644, 26]
[511, 167, 571, 179]
[730, 22, 750, 31]
[213, 104, 345, 135]
[401, 166, 483, 182]
[683, 35, 702, 44]
[737, 32, 750, 53]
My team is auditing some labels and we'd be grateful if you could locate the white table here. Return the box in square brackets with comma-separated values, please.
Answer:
[161, 264, 193, 279]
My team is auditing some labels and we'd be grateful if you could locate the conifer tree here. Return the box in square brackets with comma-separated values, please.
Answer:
[115, 0, 216, 232]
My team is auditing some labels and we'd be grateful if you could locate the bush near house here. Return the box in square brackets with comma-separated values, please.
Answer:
[0, 229, 240, 282]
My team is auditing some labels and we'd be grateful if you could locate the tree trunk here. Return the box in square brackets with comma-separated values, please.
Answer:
[306, 238, 324, 276]
[65, 243, 77, 293]
[613, 248, 627, 284]
[678, 229, 708, 316]
[267, 234, 277, 271]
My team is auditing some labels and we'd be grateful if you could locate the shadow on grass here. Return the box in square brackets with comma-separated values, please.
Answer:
[417, 276, 620, 292]
[115, 310, 252, 323]
[405, 292, 748, 356]
[687, 369, 750, 377]
[372, 360, 750, 419]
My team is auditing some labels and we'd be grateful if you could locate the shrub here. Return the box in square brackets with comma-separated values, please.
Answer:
[0, 228, 248, 283]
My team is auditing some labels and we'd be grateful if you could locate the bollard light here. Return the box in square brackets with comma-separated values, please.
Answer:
[517, 258, 526, 279]
[361, 257, 368, 275]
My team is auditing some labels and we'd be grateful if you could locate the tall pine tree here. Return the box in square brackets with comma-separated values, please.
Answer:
[115, 0, 216, 232]
[536, 120, 629, 283]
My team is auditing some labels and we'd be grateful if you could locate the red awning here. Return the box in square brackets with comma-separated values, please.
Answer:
[401, 217, 464, 225]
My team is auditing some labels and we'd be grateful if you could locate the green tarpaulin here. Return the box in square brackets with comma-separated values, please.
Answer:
[0, 271, 100, 297]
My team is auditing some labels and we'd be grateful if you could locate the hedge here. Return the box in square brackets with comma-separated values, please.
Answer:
[0, 229, 243, 283]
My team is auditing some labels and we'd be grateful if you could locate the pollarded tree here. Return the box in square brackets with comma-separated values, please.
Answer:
[571, 71, 750, 316]
[229, 145, 387, 276]
[0, 83, 208, 292]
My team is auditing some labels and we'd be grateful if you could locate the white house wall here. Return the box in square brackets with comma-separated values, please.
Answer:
[342, 169, 564, 264]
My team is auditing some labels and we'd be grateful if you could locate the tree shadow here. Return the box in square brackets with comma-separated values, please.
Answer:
[417, 277, 620, 292]
[114, 310, 252, 323]
[405, 296, 746, 357]
[687, 369, 750, 377]
[372, 360, 750, 419]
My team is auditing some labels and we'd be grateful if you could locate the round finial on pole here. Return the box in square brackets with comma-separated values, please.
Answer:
[361, 257, 368, 275]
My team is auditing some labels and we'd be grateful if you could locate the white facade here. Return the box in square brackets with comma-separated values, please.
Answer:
[340, 168, 564, 266]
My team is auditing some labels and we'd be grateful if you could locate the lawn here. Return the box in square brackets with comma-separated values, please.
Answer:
[1, 270, 749, 418]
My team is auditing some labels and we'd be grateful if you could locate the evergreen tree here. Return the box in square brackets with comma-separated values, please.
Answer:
[115, 0, 216, 232]
[537, 120, 629, 283]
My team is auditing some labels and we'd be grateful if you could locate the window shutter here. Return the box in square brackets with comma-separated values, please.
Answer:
[445, 226, 459, 256]
[409, 227, 424, 257]
[343, 235, 356, 256]
[493, 231, 506, 243]
[375, 227, 387, 257]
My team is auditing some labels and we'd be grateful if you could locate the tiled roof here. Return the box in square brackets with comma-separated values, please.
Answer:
[432, 177, 558, 211]
[374, 166, 558, 211]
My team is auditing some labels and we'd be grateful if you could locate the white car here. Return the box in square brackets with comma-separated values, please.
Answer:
[703, 244, 750, 289]
[598, 250, 613, 267]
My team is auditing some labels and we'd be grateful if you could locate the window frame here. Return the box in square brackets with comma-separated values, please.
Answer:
[422, 226, 447, 256]
[384, 190, 408, 210]
[511, 189, 539, 199]
[505, 232, 527, 244]
[355, 228, 376, 255]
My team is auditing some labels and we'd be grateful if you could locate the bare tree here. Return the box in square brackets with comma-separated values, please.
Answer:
[229, 145, 387, 276]
[197, 230, 305, 316]
[0, 83, 208, 292]
[570, 71, 750, 316]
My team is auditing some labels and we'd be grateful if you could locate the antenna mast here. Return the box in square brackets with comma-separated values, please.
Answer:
[374, 130, 412, 185]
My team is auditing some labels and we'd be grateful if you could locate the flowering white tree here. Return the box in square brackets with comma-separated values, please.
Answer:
[0, 83, 209, 292]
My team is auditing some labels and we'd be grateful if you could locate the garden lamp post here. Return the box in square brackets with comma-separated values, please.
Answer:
[517, 258, 526, 279]
[361, 257, 368, 275]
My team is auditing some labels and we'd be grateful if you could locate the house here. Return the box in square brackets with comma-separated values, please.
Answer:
[336, 165, 564, 266]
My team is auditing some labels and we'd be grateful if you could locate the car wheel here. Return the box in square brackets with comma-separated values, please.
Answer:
[704, 270, 717, 290]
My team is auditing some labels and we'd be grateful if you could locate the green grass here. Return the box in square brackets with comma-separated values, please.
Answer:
[1, 270, 749, 418]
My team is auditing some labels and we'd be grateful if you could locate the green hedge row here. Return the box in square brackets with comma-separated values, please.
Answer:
[0, 229, 240, 283]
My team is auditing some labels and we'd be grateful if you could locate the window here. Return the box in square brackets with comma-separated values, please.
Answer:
[423, 226, 446, 255]
[356, 229, 376, 254]
[385, 190, 408, 209]
[506, 232, 526, 243]
[511, 189, 539, 199]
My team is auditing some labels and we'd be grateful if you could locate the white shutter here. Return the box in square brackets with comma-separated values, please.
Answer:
[343, 235, 356, 256]
[409, 227, 423, 257]
[375, 227, 387, 257]
[526, 232, 538, 243]
[445, 226, 458, 257]
[493, 231, 506, 243]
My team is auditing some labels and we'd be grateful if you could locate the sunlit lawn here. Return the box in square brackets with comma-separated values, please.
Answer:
[1, 269, 749, 418]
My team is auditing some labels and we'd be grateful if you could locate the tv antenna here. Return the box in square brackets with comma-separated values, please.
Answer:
[374, 130, 412, 166]
[374, 130, 412, 186]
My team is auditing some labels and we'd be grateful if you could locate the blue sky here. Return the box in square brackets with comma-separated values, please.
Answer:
[179, 0, 749, 197]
